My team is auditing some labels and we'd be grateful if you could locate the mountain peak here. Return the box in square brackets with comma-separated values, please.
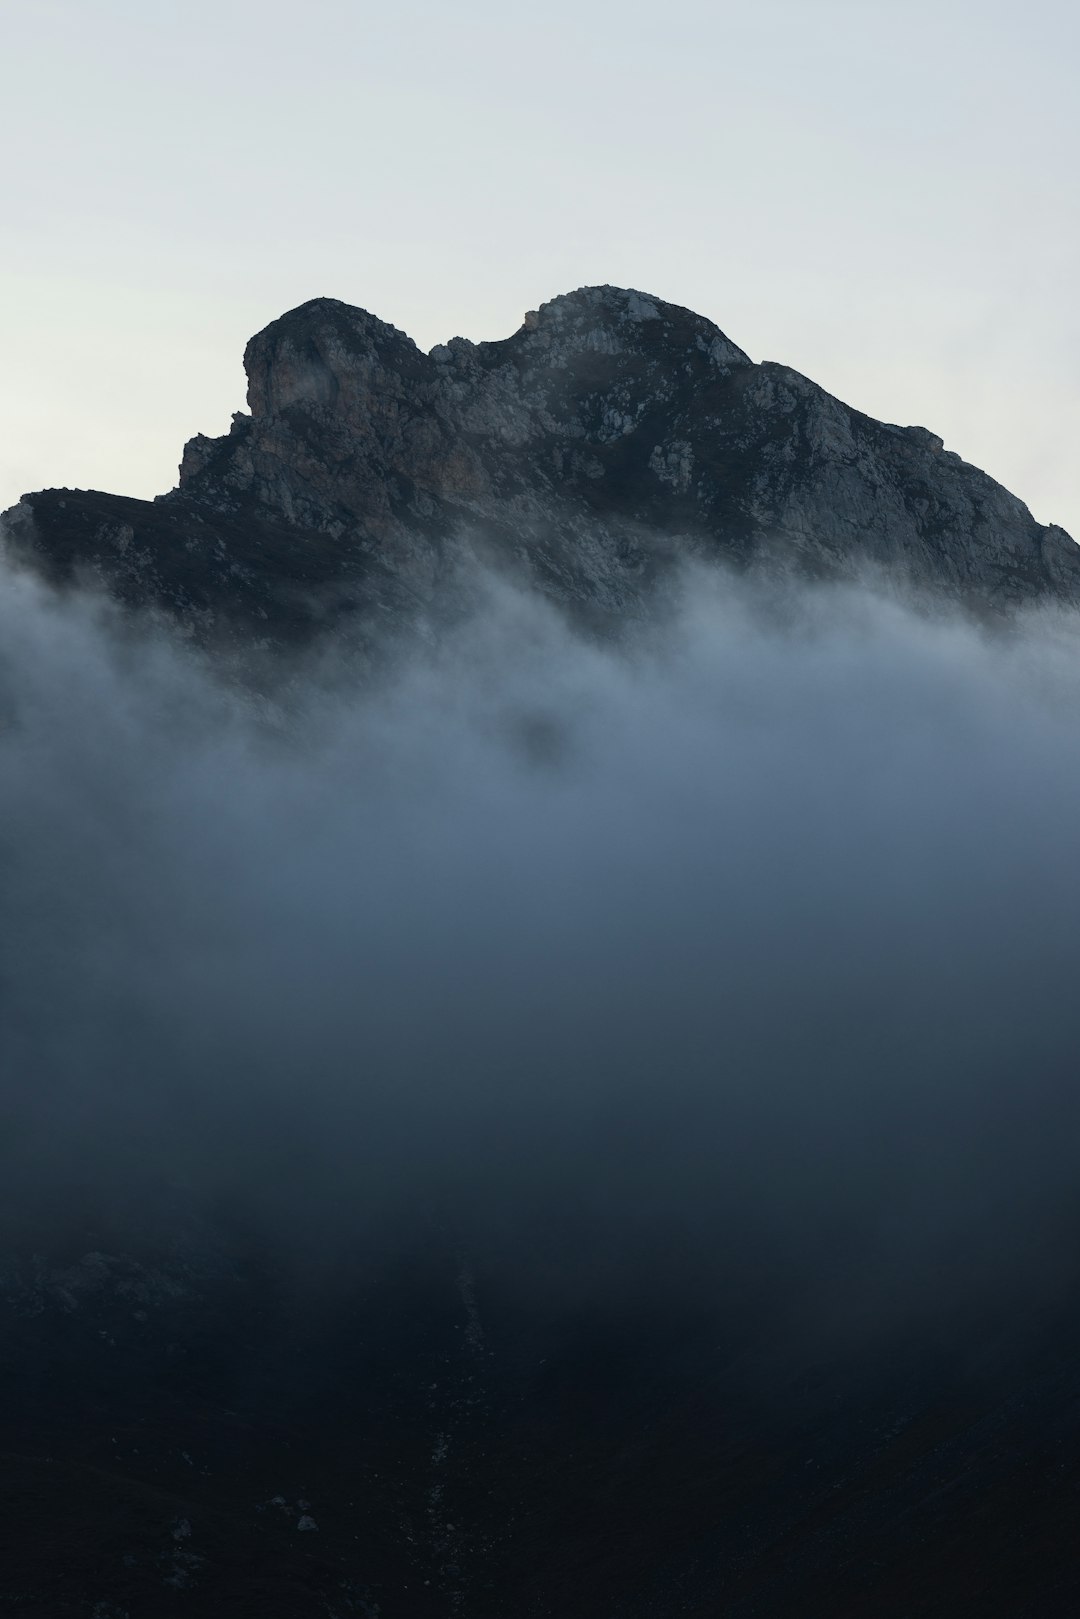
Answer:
[4, 285, 1077, 646]
[525, 284, 671, 328]
[512, 283, 752, 372]
[243, 296, 428, 418]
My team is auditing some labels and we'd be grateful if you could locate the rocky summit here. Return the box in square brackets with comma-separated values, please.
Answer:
[4, 285, 1078, 642]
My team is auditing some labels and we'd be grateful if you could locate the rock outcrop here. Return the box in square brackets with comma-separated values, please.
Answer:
[4, 285, 1078, 642]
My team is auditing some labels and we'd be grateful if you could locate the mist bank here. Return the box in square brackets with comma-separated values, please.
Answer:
[3, 550, 1080, 1346]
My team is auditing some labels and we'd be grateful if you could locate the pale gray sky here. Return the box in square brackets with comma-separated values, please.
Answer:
[2, 0, 1077, 535]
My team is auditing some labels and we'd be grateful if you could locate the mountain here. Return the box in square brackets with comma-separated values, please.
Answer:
[5, 293, 1080, 1618]
[6, 1225, 1080, 1619]
[4, 285, 1078, 641]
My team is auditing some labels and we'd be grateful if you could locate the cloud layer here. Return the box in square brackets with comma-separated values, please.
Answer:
[3, 556, 1080, 1351]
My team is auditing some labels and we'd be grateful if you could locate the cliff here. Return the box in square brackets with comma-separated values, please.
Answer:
[5, 286, 1076, 642]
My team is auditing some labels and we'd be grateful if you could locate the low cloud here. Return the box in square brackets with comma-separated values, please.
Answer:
[3, 550, 1080, 1356]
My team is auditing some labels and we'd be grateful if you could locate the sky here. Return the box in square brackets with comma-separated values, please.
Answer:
[1, 0, 1078, 537]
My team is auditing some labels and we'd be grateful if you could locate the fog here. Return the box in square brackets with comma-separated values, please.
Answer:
[3, 550, 1080, 1357]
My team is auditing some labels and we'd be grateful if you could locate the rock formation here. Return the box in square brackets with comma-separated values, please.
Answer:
[5, 285, 1077, 643]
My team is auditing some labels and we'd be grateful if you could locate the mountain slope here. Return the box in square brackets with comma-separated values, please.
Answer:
[5, 286, 1077, 641]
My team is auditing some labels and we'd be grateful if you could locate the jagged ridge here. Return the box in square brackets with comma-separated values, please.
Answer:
[4, 285, 1078, 642]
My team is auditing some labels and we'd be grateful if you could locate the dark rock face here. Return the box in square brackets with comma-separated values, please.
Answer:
[5, 285, 1078, 642]
[5, 1223, 1080, 1617]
